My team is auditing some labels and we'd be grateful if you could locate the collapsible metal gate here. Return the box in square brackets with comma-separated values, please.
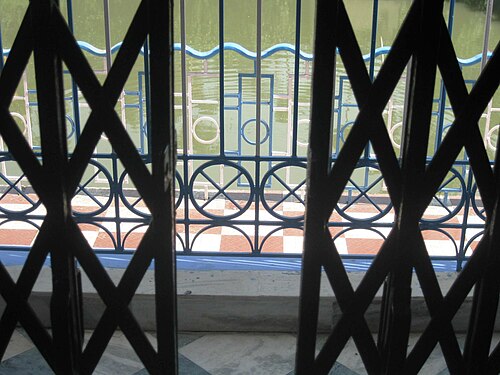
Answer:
[0, 0, 177, 373]
[296, 0, 500, 374]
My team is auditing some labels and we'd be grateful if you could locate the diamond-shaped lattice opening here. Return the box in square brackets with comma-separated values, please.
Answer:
[0, 345, 53, 373]
[336, 165, 393, 223]
[409, 335, 449, 375]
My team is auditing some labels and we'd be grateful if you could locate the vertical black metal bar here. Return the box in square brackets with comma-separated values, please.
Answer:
[368, 0, 379, 81]
[434, 0, 455, 149]
[253, 0, 262, 253]
[481, 0, 494, 70]
[255, 0, 262, 157]
[180, 0, 191, 252]
[463, 5, 499, 365]
[65, 0, 81, 139]
[295, 0, 339, 373]
[463, 127, 500, 374]
[31, 0, 82, 372]
[379, 0, 443, 372]
[148, 0, 178, 372]
[143, 38, 152, 159]
[291, 0, 302, 157]
[103, 0, 112, 72]
[218, 0, 225, 155]
[0, 24, 4, 73]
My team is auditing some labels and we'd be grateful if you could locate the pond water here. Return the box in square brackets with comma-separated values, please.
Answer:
[1, 0, 499, 159]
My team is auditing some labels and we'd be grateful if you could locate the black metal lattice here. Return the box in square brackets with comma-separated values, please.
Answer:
[0, 1, 177, 374]
[296, 0, 499, 374]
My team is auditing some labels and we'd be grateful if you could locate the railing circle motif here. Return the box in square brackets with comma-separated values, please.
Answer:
[190, 224, 253, 252]
[192, 116, 220, 145]
[470, 184, 486, 221]
[260, 162, 306, 221]
[0, 156, 41, 215]
[421, 167, 466, 223]
[487, 124, 499, 151]
[258, 226, 304, 254]
[72, 159, 113, 217]
[119, 168, 184, 217]
[297, 119, 310, 147]
[189, 160, 254, 220]
[335, 164, 393, 222]
[389, 122, 403, 149]
[241, 119, 270, 146]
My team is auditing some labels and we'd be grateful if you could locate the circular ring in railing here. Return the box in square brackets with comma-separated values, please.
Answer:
[0, 156, 41, 215]
[487, 124, 499, 152]
[389, 122, 403, 149]
[340, 121, 355, 143]
[189, 160, 254, 220]
[332, 227, 387, 254]
[9, 112, 28, 136]
[0, 219, 40, 249]
[335, 163, 393, 222]
[77, 221, 117, 251]
[241, 119, 270, 146]
[66, 115, 76, 139]
[190, 224, 253, 253]
[297, 119, 310, 147]
[192, 116, 220, 145]
[119, 166, 183, 217]
[258, 226, 304, 254]
[420, 167, 466, 223]
[470, 184, 486, 221]
[420, 228, 459, 257]
[72, 159, 113, 217]
[121, 223, 149, 250]
[464, 230, 484, 258]
[260, 162, 307, 221]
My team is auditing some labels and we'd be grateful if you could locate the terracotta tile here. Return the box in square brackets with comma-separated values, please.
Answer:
[123, 232, 144, 249]
[93, 232, 116, 249]
[220, 235, 253, 253]
[260, 236, 284, 253]
[189, 224, 222, 235]
[283, 228, 304, 236]
[345, 238, 384, 254]
[77, 223, 100, 232]
[421, 228, 462, 241]
[0, 229, 37, 246]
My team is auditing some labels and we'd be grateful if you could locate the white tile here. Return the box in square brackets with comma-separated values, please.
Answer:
[283, 236, 303, 254]
[2, 329, 34, 361]
[180, 333, 296, 375]
[333, 237, 348, 254]
[191, 234, 221, 252]
[424, 240, 459, 257]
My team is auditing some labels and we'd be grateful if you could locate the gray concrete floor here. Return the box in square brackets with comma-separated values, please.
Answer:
[0, 328, 477, 374]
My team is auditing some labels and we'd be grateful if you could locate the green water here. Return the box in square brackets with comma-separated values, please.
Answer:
[1, 0, 499, 161]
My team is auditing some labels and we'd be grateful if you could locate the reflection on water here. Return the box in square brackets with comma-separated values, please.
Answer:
[1, 0, 499, 158]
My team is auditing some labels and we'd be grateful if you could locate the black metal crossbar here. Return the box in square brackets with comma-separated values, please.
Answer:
[296, 0, 500, 374]
[0, 0, 177, 373]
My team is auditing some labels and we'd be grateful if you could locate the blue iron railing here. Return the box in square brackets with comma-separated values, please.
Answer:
[0, 0, 498, 269]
